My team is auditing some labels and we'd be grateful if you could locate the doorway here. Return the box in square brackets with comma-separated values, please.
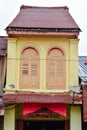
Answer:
[23, 121, 65, 130]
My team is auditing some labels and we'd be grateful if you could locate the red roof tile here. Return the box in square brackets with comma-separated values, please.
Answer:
[6, 5, 80, 32]
[3, 93, 72, 104]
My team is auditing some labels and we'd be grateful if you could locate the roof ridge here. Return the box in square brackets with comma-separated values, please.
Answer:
[20, 5, 68, 10]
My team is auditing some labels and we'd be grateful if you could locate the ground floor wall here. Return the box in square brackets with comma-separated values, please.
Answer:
[4, 105, 82, 130]
[70, 106, 82, 130]
[4, 106, 15, 130]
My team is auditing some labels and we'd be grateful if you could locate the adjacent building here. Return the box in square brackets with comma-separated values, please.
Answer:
[79, 56, 87, 130]
[0, 36, 7, 130]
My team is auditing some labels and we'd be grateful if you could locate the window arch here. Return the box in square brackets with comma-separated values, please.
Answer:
[19, 47, 39, 89]
[46, 47, 66, 90]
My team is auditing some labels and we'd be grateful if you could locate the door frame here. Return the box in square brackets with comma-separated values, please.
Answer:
[16, 119, 70, 130]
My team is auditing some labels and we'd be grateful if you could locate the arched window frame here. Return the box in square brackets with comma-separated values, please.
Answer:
[19, 46, 40, 90]
[46, 47, 66, 90]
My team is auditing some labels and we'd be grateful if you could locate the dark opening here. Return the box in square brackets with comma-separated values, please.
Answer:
[0, 116, 4, 130]
[24, 121, 65, 130]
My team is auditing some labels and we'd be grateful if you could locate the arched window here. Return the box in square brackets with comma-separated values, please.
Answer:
[19, 47, 39, 89]
[46, 48, 66, 90]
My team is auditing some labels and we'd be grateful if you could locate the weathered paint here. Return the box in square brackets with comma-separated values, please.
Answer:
[6, 36, 79, 93]
[69, 39, 79, 86]
[5, 35, 80, 130]
[6, 38, 17, 89]
[70, 106, 81, 130]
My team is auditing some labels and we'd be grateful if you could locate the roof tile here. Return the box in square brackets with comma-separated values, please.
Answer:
[6, 5, 80, 31]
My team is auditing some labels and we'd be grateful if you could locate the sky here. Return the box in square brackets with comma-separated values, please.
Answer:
[0, 0, 87, 56]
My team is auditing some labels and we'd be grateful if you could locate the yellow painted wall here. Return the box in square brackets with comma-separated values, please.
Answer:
[6, 38, 17, 90]
[6, 36, 79, 93]
[70, 106, 81, 130]
[4, 106, 15, 130]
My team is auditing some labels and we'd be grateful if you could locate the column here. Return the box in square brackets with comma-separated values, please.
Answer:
[70, 106, 82, 130]
[6, 38, 17, 90]
[4, 106, 15, 130]
[69, 39, 79, 86]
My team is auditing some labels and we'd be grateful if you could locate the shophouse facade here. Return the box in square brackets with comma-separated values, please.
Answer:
[3, 5, 81, 130]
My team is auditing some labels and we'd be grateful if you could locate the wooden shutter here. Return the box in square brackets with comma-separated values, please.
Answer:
[47, 48, 66, 90]
[20, 47, 39, 89]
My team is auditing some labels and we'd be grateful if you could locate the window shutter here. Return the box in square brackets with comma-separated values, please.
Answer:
[20, 47, 39, 89]
[31, 64, 37, 76]
[47, 48, 66, 90]
[22, 63, 29, 75]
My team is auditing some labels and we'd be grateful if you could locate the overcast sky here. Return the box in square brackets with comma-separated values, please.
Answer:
[0, 0, 87, 56]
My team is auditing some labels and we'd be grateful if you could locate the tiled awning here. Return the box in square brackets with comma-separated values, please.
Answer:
[3, 93, 72, 104]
